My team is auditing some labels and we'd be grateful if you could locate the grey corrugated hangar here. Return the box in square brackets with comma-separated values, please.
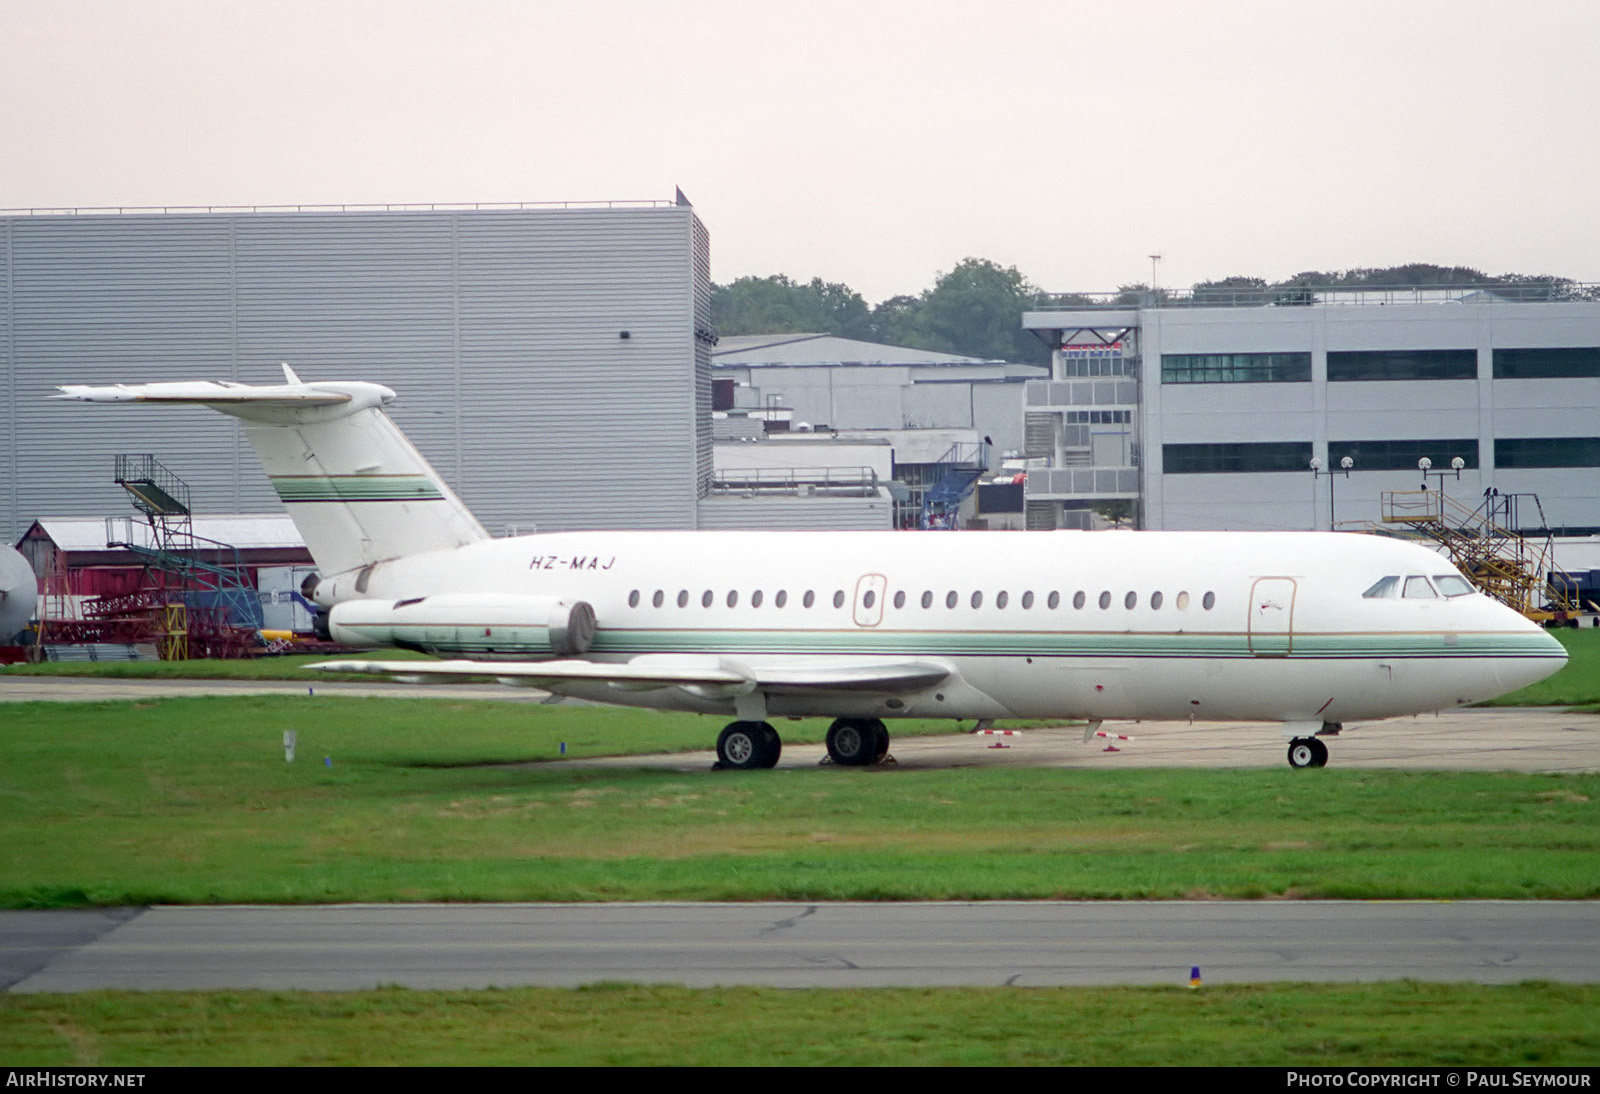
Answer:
[1, 196, 732, 542]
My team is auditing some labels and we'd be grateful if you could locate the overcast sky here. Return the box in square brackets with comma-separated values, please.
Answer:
[3, 0, 1597, 302]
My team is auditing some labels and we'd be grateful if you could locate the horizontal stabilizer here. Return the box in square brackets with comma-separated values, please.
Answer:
[55, 380, 354, 407]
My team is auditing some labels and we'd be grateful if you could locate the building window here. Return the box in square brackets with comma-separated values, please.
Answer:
[1161, 352, 1310, 384]
[1163, 442, 1313, 474]
[1493, 347, 1600, 379]
[1495, 437, 1600, 468]
[1327, 349, 1476, 382]
[1329, 439, 1479, 471]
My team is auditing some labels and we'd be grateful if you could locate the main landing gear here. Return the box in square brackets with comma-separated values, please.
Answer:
[1286, 736, 1329, 769]
[825, 718, 891, 767]
[714, 721, 782, 770]
[713, 717, 894, 770]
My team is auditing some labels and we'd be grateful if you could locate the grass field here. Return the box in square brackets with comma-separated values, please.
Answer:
[3, 982, 1596, 1066]
[2, 695, 1594, 907]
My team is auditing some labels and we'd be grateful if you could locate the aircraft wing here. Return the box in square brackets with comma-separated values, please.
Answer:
[309, 656, 950, 694]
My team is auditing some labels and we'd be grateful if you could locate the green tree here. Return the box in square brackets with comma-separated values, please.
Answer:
[870, 259, 1048, 364]
[710, 275, 873, 339]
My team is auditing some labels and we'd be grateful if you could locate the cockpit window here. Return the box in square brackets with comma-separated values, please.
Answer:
[1433, 574, 1475, 597]
[1362, 576, 1400, 599]
[1402, 575, 1438, 599]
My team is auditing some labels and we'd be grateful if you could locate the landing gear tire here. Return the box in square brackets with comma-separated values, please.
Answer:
[870, 720, 890, 762]
[717, 721, 781, 770]
[1287, 737, 1329, 769]
[827, 718, 888, 766]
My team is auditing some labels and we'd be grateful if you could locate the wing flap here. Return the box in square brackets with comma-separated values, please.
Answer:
[310, 656, 950, 694]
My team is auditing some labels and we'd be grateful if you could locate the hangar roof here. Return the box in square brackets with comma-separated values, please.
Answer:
[16, 515, 305, 556]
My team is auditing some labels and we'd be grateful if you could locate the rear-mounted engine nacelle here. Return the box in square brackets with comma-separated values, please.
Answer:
[328, 594, 597, 658]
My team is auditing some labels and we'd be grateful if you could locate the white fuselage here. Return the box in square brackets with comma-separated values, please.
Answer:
[320, 528, 1567, 725]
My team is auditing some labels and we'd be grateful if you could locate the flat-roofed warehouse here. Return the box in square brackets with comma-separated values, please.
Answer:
[1020, 285, 1600, 536]
[0, 198, 717, 541]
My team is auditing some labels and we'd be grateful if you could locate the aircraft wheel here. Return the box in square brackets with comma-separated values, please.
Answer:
[868, 719, 890, 762]
[718, 721, 780, 770]
[826, 718, 876, 766]
[759, 722, 782, 769]
[1287, 737, 1328, 769]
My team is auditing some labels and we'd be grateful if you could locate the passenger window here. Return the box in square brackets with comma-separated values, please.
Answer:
[1433, 574, 1474, 597]
[1021, 591, 1034, 609]
[628, 590, 640, 608]
[1047, 591, 1061, 609]
[726, 590, 738, 608]
[996, 591, 1008, 609]
[751, 590, 763, 608]
[1124, 591, 1137, 610]
[677, 590, 689, 608]
[1363, 576, 1400, 599]
[863, 590, 876, 609]
[1176, 591, 1190, 610]
[1098, 591, 1112, 610]
[1151, 591, 1163, 610]
[803, 590, 815, 608]
[833, 590, 846, 609]
[970, 591, 983, 609]
[1073, 591, 1086, 610]
[775, 590, 788, 608]
[1403, 576, 1438, 599]
[893, 590, 906, 609]
[945, 591, 958, 609]
[652, 589, 664, 608]
[1202, 592, 1216, 610]
[702, 590, 714, 608]
[921, 590, 933, 609]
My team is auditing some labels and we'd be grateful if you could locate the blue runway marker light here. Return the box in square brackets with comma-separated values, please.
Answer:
[1189, 966, 1202, 988]
[324, 756, 332, 767]
[560, 742, 567, 756]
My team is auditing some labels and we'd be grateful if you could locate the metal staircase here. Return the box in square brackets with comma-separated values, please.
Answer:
[919, 442, 989, 530]
[44, 454, 265, 658]
[1375, 488, 1575, 619]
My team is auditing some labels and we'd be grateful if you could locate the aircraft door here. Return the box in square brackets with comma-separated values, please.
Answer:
[1248, 577, 1296, 657]
[852, 574, 888, 627]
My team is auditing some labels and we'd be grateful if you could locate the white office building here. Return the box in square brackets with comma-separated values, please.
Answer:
[1022, 286, 1600, 536]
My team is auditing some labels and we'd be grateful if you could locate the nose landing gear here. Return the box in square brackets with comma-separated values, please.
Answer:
[1287, 736, 1329, 769]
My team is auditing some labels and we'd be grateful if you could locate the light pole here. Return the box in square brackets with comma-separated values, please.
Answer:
[1310, 455, 1353, 530]
[1148, 253, 1162, 299]
[1420, 455, 1466, 492]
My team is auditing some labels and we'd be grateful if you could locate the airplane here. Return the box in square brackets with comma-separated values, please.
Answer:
[56, 366, 1569, 770]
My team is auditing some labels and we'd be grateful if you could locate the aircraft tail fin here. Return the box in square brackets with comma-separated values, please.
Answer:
[55, 367, 489, 575]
